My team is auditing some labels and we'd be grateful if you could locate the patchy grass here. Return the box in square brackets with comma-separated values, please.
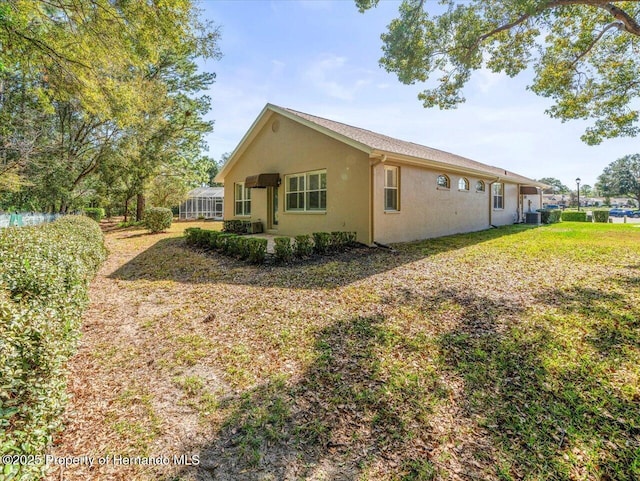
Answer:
[45, 221, 640, 481]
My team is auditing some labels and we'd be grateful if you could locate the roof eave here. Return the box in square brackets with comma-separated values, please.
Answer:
[215, 104, 374, 183]
[215, 105, 276, 183]
[271, 104, 373, 155]
[371, 150, 546, 187]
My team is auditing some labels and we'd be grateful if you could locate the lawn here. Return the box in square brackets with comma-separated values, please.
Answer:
[45, 221, 640, 481]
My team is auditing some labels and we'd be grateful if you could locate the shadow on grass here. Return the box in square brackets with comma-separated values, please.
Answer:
[166, 313, 452, 481]
[109, 225, 538, 289]
[535, 285, 640, 362]
[434, 285, 640, 480]
[165, 284, 639, 480]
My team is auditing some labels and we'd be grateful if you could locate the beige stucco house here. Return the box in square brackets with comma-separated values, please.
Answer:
[215, 104, 547, 245]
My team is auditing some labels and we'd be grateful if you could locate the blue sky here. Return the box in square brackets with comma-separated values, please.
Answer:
[198, 0, 638, 189]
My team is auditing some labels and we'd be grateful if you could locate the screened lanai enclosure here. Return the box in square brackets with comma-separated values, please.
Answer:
[179, 187, 224, 220]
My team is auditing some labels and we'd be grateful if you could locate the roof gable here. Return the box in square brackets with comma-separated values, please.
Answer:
[216, 104, 545, 187]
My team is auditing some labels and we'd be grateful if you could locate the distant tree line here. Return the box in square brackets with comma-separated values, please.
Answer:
[0, 0, 222, 219]
[538, 153, 640, 207]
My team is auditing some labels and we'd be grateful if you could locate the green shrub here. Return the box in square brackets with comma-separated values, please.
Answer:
[539, 209, 562, 224]
[184, 227, 202, 245]
[194, 229, 209, 247]
[593, 210, 610, 223]
[144, 207, 173, 233]
[329, 231, 357, 251]
[561, 211, 587, 222]
[236, 237, 250, 260]
[223, 220, 250, 234]
[312, 232, 331, 254]
[203, 230, 221, 249]
[274, 237, 293, 263]
[293, 234, 314, 258]
[217, 233, 236, 255]
[84, 207, 105, 222]
[0, 216, 106, 479]
[248, 238, 267, 264]
[184, 227, 211, 248]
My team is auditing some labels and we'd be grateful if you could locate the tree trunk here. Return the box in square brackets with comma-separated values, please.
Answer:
[136, 192, 145, 221]
[124, 197, 129, 222]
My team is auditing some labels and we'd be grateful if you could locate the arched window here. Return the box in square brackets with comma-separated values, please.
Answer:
[476, 180, 485, 192]
[437, 174, 450, 189]
[458, 177, 469, 191]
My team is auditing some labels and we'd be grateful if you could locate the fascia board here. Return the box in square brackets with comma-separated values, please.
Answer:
[371, 150, 546, 187]
[214, 105, 275, 183]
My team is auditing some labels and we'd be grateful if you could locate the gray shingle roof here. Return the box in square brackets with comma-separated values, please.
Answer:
[280, 106, 542, 186]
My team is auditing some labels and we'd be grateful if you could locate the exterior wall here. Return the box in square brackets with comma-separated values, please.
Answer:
[522, 192, 542, 214]
[373, 163, 492, 244]
[222, 113, 371, 243]
[491, 182, 519, 226]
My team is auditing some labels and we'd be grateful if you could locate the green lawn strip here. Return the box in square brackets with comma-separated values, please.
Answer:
[70, 221, 639, 480]
[189, 222, 638, 479]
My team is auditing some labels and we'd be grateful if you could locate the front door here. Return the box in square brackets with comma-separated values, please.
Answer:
[267, 186, 279, 230]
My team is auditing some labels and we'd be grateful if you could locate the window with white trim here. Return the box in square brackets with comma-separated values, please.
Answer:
[384, 165, 399, 211]
[492, 182, 504, 209]
[476, 180, 485, 192]
[234, 182, 251, 216]
[458, 177, 469, 191]
[285, 170, 326, 212]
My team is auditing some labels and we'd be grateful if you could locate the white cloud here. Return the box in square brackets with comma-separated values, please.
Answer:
[303, 54, 372, 101]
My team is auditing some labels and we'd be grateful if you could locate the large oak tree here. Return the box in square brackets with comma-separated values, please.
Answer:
[0, 0, 219, 213]
[596, 153, 640, 205]
[357, 0, 640, 144]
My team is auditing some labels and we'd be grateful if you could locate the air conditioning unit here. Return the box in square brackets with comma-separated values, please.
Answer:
[248, 222, 263, 234]
[525, 212, 541, 224]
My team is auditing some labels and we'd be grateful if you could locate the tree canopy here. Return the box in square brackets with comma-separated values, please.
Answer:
[596, 153, 640, 205]
[537, 177, 571, 193]
[0, 0, 220, 215]
[356, 0, 640, 145]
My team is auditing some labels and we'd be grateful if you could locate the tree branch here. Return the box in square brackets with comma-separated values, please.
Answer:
[598, 2, 640, 36]
[571, 21, 623, 66]
[471, 0, 640, 51]
[475, 13, 532, 46]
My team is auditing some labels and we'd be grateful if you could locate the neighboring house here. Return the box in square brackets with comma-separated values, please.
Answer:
[215, 104, 547, 245]
[542, 194, 636, 209]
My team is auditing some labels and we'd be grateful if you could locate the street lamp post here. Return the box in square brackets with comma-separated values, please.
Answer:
[576, 177, 581, 211]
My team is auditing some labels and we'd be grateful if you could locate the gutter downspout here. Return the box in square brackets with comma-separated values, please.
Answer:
[369, 154, 387, 246]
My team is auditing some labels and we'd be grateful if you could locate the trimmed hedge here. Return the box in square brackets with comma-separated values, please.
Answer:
[184, 228, 359, 265]
[274, 237, 293, 263]
[293, 234, 314, 258]
[312, 232, 331, 254]
[84, 207, 105, 222]
[223, 220, 251, 234]
[144, 207, 173, 233]
[184, 228, 267, 264]
[593, 210, 610, 223]
[0, 216, 106, 480]
[561, 211, 588, 222]
[539, 209, 562, 224]
[248, 238, 267, 264]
